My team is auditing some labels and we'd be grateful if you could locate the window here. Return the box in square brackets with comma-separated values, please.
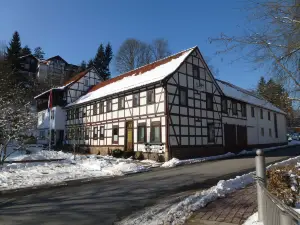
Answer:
[260, 109, 263, 119]
[93, 127, 98, 140]
[137, 123, 146, 143]
[251, 107, 255, 117]
[74, 127, 79, 139]
[70, 109, 74, 120]
[179, 87, 187, 106]
[40, 130, 45, 139]
[221, 98, 228, 113]
[66, 111, 70, 120]
[100, 126, 104, 140]
[208, 123, 215, 143]
[84, 79, 89, 86]
[133, 93, 140, 107]
[69, 128, 74, 140]
[82, 107, 86, 117]
[85, 128, 89, 140]
[93, 103, 97, 115]
[107, 100, 112, 112]
[118, 97, 125, 109]
[232, 101, 237, 115]
[75, 108, 79, 119]
[150, 122, 161, 143]
[268, 111, 271, 120]
[274, 113, 278, 138]
[78, 127, 82, 140]
[261, 127, 264, 136]
[112, 126, 119, 144]
[269, 128, 272, 137]
[99, 102, 104, 114]
[241, 104, 246, 117]
[147, 89, 155, 104]
[206, 93, 213, 110]
[50, 110, 55, 119]
[193, 65, 200, 79]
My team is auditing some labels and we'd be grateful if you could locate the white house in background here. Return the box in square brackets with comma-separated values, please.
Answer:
[34, 67, 102, 146]
[63, 46, 287, 161]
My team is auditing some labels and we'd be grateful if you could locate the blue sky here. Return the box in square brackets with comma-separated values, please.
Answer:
[0, 0, 266, 90]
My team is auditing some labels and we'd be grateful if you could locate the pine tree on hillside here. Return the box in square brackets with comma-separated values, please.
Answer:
[6, 31, 22, 70]
[103, 43, 113, 80]
[80, 60, 87, 71]
[87, 59, 94, 68]
[20, 45, 32, 56]
[33, 47, 45, 60]
[93, 43, 105, 74]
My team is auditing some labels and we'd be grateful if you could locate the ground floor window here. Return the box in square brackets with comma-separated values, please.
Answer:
[93, 127, 98, 140]
[150, 122, 161, 143]
[112, 126, 119, 144]
[269, 128, 272, 137]
[40, 130, 45, 139]
[100, 126, 105, 140]
[137, 123, 146, 143]
[85, 128, 89, 140]
[208, 123, 215, 143]
[261, 127, 264, 136]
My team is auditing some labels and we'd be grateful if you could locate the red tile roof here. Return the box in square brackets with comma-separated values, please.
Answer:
[89, 48, 193, 93]
[63, 69, 90, 86]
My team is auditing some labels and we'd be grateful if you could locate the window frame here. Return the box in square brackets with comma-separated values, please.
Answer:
[260, 109, 263, 119]
[75, 108, 79, 119]
[179, 86, 188, 106]
[99, 102, 104, 114]
[85, 128, 89, 140]
[251, 107, 255, 118]
[241, 103, 246, 117]
[208, 123, 215, 143]
[206, 93, 213, 111]
[137, 123, 147, 143]
[147, 89, 155, 104]
[150, 121, 161, 143]
[93, 103, 97, 115]
[268, 111, 271, 120]
[100, 126, 105, 140]
[93, 127, 98, 140]
[221, 98, 228, 113]
[106, 100, 112, 112]
[112, 125, 119, 144]
[261, 127, 264, 136]
[232, 101, 237, 115]
[132, 93, 140, 107]
[118, 97, 125, 110]
[193, 65, 200, 79]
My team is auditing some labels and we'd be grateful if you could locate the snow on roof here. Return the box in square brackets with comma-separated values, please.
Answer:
[67, 47, 196, 107]
[216, 79, 286, 114]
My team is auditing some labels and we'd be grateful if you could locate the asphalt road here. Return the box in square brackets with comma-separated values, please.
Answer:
[1, 145, 300, 225]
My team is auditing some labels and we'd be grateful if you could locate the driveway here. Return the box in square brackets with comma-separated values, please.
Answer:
[0, 145, 299, 225]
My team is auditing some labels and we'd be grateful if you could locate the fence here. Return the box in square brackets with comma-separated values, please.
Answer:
[255, 150, 300, 225]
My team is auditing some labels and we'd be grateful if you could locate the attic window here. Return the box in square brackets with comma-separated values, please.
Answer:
[84, 79, 89, 86]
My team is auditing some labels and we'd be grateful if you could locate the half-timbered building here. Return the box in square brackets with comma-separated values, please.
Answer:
[63, 46, 287, 161]
[34, 67, 102, 146]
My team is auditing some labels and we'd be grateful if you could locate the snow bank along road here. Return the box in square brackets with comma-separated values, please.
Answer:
[1, 145, 300, 225]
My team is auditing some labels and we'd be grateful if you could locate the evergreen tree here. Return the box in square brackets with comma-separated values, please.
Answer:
[93, 43, 105, 73]
[33, 47, 45, 60]
[103, 43, 113, 80]
[6, 31, 22, 70]
[80, 60, 87, 71]
[257, 77, 267, 98]
[87, 59, 94, 68]
[20, 45, 31, 56]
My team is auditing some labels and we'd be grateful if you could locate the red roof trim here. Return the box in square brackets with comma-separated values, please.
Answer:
[63, 68, 90, 86]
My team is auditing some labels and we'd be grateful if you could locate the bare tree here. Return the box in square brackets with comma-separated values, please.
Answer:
[210, 0, 300, 100]
[0, 65, 37, 165]
[115, 38, 172, 73]
[150, 38, 171, 61]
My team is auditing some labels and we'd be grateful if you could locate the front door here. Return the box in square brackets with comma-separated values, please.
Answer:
[224, 124, 237, 153]
[125, 121, 134, 151]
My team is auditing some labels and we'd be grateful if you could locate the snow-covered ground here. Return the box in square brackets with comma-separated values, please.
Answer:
[116, 154, 300, 225]
[243, 212, 263, 225]
[0, 147, 157, 190]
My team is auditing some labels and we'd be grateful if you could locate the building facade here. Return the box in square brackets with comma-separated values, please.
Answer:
[34, 67, 101, 146]
[60, 46, 287, 161]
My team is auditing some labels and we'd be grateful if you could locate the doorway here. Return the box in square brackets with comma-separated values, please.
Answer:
[125, 121, 134, 151]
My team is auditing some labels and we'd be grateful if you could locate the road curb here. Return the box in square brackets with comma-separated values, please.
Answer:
[0, 144, 299, 197]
